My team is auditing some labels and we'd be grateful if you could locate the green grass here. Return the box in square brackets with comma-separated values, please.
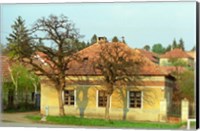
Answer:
[26, 115, 185, 129]
[190, 121, 196, 127]
[26, 115, 42, 121]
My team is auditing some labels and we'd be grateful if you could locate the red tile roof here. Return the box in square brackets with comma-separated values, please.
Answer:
[33, 42, 175, 80]
[160, 48, 193, 59]
[67, 42, 171, 77]
[136, 49, 159, 63]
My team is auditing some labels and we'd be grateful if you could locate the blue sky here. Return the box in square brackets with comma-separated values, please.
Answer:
[0, 2, 196, 50]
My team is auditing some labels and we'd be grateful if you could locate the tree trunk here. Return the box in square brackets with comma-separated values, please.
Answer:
[105, 83, 113, 120]
[15, 83, 18, 108]
[105, 94, 111, 120]
[57, 89, 65, 116]
[25, 87, 28, 109]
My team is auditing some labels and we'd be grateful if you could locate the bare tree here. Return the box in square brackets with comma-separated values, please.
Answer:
[94, 42, 144, 120]
[8, 14, 82, 116]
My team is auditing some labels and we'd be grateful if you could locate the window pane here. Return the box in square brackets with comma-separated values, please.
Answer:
[64, 90, 75, 106]
[129, 91, 141, 108]
[98, 91, 107, 107]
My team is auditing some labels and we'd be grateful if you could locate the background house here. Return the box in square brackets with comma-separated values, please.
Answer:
[159, 48, 194, 67]
[40, 42, 176, 122]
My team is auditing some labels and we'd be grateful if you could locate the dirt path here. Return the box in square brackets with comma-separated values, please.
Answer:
[1, 111, 40, 124]
[0, 112, 100, 128]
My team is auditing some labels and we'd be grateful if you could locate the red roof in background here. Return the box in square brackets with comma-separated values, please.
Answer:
[35, 51, 48, 57]
[136, 49, 159, 63]
[1, 56, 11, 81]
[34, 51, 54, 67]
[160, 48, 193, 59]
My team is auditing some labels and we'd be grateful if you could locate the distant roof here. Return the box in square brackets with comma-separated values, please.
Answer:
[186, 51, 196, 59]
[160, 48, 193, 59]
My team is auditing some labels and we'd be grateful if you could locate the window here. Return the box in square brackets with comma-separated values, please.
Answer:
[129, 91, 142, 108]
[98, 91, 107, 107]
[64, 90, 75, 106]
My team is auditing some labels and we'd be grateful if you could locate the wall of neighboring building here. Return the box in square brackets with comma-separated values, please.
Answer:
[164, 77, 174, 111]
[159, 58, 193, 66]
[40, 76, 173, 122]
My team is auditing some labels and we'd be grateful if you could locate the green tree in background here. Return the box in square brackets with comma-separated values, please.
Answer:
[143, 45, 150, 51]
[6, 16, 33, 61]
[112, 36, 119, 42]
[121, 36, 126, 44]
[177, 70, 194, 102]
[152, 43, 165, 54]
[8, 63, 40, 108]
[191, 46, 196, 51]
[166, 58, 194, 102]
[74, 39, 88, 51]
[172, 39, 178, 49]
[165, 44, 172, 52]
[178, 38, 185, 51]
[18, 14, 82, 116]
[91, 34, 97, 44]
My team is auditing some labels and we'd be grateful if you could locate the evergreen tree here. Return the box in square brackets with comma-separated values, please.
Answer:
[112, 36, 119, 42]
[191, 46, 196, 51]
[15, 14, 82, 116]
[91, 34, 97, 44]
[178, 38, 185, 51]
[165, 45, 172, 52]
[122, 36, 126, 44]
[172, 38, 178, 49]
[7, 16, 33, 60]
[86, 41, 90, 46]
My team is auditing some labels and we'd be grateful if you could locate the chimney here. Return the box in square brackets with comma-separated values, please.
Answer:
[97, 36, 107, 44]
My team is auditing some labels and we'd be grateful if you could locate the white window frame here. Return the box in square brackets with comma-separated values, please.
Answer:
[62, 89, 76, 107]
[96, 90, 111, 109]
[127, 90, 143, 109]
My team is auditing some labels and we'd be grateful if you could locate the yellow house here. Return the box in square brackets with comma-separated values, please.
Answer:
[159, 48, 194, 67]
[40, 42, 175, 122]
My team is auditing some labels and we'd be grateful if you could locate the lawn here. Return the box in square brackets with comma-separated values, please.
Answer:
[26, 115, 185, 129]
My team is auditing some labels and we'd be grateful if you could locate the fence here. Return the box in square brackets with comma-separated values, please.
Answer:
[189, 102, 195, 118]
[167, 99, 196, 124]
[167, 102, 181, 117]
[3, 92, 40, 110]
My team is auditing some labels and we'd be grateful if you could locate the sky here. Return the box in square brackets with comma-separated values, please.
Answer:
[0, 2, 196, 51]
